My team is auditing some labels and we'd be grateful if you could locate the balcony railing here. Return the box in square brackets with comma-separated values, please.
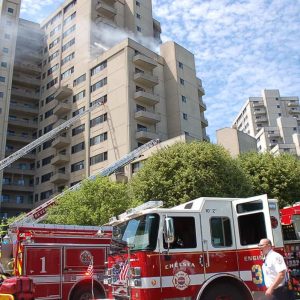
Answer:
[133, 54, 157, 70]
[134, 72, 159, 88]
[135, 110, 160, 124]
[134, 91, 159, 106]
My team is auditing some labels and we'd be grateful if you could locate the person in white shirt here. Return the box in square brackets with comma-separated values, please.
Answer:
[258, 238, 294, 299]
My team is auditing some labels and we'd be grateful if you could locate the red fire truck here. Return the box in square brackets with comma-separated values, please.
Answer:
[0, 223, 111, 299]
[104, 195, 283, 300]
[281, 204, 300, 299]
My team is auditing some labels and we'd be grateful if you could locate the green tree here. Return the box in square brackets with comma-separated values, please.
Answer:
[46, 176, 131, 225]
[130, 142, 253, 207]
[237, 152, 300, 207]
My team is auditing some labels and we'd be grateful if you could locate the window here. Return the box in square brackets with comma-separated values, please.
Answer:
[7, 7, 14, 13]
[210, 217, 232, 247]
[47, 63, 59, 75]
[61, 52, 75, 65]
[90, 132, 107, 146]
[91, 60, 107, 76]
[46, 93, 55, 104]
[41, 172, 53, 183]
[90, 112, 107, 127]
[46, 77, 58, 89]
[180, 78, 184, 85]
[45, 108, 54, 118]
[64, 0, 76, 13]
[41, 190, 53, 200]
[136, 13, 141, 19]
[73, 73, 86, 86]
[71, 160, 84, 172]
[163, 217, 196, 249]
[136, 104, 146, 111]
[43, 140, 53, 150]
[64, 12, 76, 25]
[181, 95, 186, 103]
[42, 155, 53, 166]
[1, 195, 10, 202]
[277, 105, 280, 108]
[73, 90, 85, 102]
[4, 34, 10, 40]
[0, 76, 6, 83]
[137, 26, 141, 32]
[72, 106, 85, 117]
[90, 77, 107, 92]
[61, 66, 74, 80]
[16, 196, 24, 204]
[0, 92, 4, 98]
[136, 1, 140, 7]
[49, 37, 60, 49]
[183, 113, 188, 120]
[48, 50, 59, 62]
[72, 124, 85, 135]
[44, 123, 54, 134]
[3, 48, 9, 53]
[71, 142, 85, 154]
[278, 113, 281, 116]
[137, 124, 147, 132]
[50, 24, 61, 37]
[178, 61, 183, 69]
[62, 24, 76, 39]
[62, 38, 75, 52]
[90, 94, 107, 106]
[90, 151, 108, 166]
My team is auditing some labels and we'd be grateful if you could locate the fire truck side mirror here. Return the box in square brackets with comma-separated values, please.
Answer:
[163, 217, 175, 245]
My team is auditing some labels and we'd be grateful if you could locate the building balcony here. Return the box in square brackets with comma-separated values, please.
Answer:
[201, 117, 208, 127]
[289, 108, 300, 115]
[8, 117, 38, 129]
[134, 91, 159, 106]
[11, 88, 39, 101]
[0, 201, 32, 211]
[135, 110, 160, 124]
[96, 1, 117, 18]
[22, 51, 42, 63]
[136, 130, 158, 142]
[252, 101, 264, 107]
[6, 133, 34, 143]
[51, 154, 70, 166]
[199, 99, 207, 112]
[54, 118, 67, 128]
[13, 74, 41, 88]
[52, 135, 71, 149]
[255, 116, 268, 123]
[2, 183, 34, 192]
[133, 54, 157, 70]
[53, 101, 72, 116]
[10, 102, 39, 115]
[95, 16, 116, 27]
[50, 171, 69, 184]
[254, 109, 266, 115]
[4, 167, 35, 176]
[287, 101, 299, 107]
[13, 61, 41, 75]
[267, 131, 280, 138]
[54, 86, 73, 101]
[153, 19, 161, 34]
[134, 72, 158, 88]
[5, 150, 36, 160]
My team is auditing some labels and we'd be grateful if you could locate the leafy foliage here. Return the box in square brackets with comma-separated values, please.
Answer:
[237, 152, 300, 207]
[46, 176, 131, 225]
[130, 141, 253, 207]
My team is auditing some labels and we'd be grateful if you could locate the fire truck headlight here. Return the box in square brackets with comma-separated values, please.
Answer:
[130, 267, 141, 277]
[129, 278, 142, 287]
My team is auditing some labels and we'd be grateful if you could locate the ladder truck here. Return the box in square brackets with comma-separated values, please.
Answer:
[0, 98, 160, 299]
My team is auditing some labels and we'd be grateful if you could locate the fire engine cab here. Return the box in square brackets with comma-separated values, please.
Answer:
[105, 194, 283, 300]
[0, 224, 111, 300]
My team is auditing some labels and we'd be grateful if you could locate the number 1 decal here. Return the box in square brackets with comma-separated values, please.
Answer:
[40, 256, 47, 273]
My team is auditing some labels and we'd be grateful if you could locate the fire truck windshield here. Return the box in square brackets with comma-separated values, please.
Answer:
[112, 214, 159, 252]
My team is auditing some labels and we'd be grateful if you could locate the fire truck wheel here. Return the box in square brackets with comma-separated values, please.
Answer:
[201, 282, 249, 300]
[71, 284, 104, 300]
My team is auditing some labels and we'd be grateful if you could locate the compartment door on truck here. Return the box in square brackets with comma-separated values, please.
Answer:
[199, 199, 238, 281]
[231, 194, 272, 289]
[24, 245, 62, 299]
[159, 212, 203, 296]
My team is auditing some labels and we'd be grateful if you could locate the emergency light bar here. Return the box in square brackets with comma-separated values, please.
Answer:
[108, 200, 163, 225]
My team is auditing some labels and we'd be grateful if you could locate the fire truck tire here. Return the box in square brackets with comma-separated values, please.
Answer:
[201, 282, 251, 300]
[70, 284, 104, 300]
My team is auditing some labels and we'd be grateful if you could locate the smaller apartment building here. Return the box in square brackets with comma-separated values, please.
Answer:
[232, 89, 300, 156]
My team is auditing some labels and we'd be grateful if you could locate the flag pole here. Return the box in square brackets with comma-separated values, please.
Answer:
[91, 256, 94, 299]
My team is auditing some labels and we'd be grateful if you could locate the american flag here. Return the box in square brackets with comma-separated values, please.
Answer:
[119, 260, 129, 281]
[86, 259, 93, 277]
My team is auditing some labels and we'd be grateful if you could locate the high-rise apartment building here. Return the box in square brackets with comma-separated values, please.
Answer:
[0, 0, 208, 218]
[232, 89, 300, 156]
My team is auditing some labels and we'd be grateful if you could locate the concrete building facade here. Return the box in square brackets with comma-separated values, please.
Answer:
[232, 89, 300, 156]
[0, 0, 208, 217]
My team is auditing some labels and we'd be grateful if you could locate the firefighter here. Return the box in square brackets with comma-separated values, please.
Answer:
[0, 219, 8, 242]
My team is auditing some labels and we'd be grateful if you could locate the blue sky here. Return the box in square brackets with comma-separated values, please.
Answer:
[20, 0, 300, 142]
